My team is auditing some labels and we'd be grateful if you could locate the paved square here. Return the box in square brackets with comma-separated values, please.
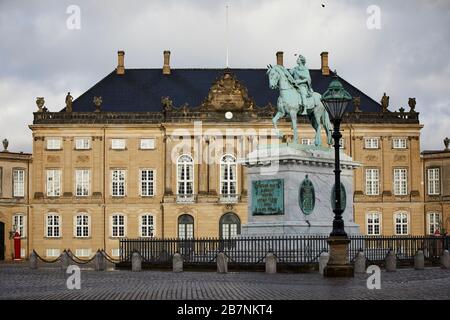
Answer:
[0, 263, 449, 300]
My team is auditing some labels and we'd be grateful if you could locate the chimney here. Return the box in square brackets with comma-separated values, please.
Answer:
[276, 51, 284, 66]
[163, 50, 171, 75]
[320, 52, 330, 76]
[116, 50, 125, 75]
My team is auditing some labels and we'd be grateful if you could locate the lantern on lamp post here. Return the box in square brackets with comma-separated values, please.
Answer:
[321, 72, 354, 277]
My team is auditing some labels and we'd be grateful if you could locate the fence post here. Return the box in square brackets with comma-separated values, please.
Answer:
[414, 250, 425, 270]
[319, 252, 329, 275]
[441, 250, 449, 269]
[385, 250, 396, 272]
[173, 253, 183, 273]
[354, 251, 366, 274]
[132, 252, 142, 272]
[217, 252, 228, 273]
[94, 250, 106, 271]
[29, 250, 38, 269]
[265, 252, 277, 274]
[60, 250, 70, 271]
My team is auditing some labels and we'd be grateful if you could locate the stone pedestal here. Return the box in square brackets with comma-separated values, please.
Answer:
[323, 236, 354, 277]
[241, 143, 361, 236]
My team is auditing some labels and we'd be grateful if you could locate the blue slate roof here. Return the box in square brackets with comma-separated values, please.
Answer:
[70, 68, 381, 113]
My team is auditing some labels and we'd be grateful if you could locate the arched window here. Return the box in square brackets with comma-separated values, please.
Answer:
[394, 212, 409, 235]
[178, 214, 194, 239]
[220, 155, 237, 195]
[177, 155, 194, 196]
[219, 213, 241, 239]
[46, 213, 61, 237]
[366, 212, 381, 235]
[74, 213, 90, 238]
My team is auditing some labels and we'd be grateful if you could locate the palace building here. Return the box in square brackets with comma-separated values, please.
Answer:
[0, 50, 438, 260]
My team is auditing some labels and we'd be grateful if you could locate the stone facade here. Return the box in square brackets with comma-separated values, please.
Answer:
[0, 51, 433, 260]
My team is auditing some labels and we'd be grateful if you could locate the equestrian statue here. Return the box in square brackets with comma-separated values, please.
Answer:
[267, 54, 333, 146]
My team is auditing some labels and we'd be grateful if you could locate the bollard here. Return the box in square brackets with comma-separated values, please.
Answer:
[217, 252, 228, 273]
[60, 250, 70, 271]
[440, 250, 449, 269]
[385, 250, 397, 272]
[265, 252, 277, 274]
[354, 251, 366, 274]
[318, 252, 329, 275]
[29, 251, 38, 269]
[173, 253, 183, 273]
[94, 251, 106, 271]
[414, 250, 425, 270]
[131, 252, 142, 272]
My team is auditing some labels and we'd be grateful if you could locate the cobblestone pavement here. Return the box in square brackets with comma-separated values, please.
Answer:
[0, 263, 449, 300]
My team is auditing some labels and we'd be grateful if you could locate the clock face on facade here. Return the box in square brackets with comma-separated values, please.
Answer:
[331, 183, 347, 213]
[299, 175, 315, 215]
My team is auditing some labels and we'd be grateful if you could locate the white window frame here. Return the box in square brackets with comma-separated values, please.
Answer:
[75, 249, 92, 257]
[111, 169, 126, 197]
[364, 137, 379, 149]
[366, 212, 381, 235]
[12, 214, 26, 238]
[394, 212, 409, 235]
[339, 138, 345, 149]
[177, 155, 194, 196]
[139, 169, 155, 197]
[46, 213, 61, 238]
[393, 168, 408, 196]
[301, 138, 314, 146]
[393, 138, 407, 149]
[75, 137, 91, 150]
[74, 213, 90, 238]
[13, 168, 25, 197]
[111, 248, 121, 257]
[46, 169, 61, 197]
[220, 154, 237, 196]
[111, 214, 126, 238]
[365, 168, 380, 196]
[46, 249, 60, 257]
[140, 138, 155, 150]
[139, 214, 155, 238]
[46, 138, 62, 150]
[75, 169, 90, 197]
[427, 168, 440, 195]
[111, 139, 126, 150]
[427, 212, 441, 235]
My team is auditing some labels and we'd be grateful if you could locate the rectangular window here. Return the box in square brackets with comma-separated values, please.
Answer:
[301, 138, 314, 146]
[13, 215, 25, 237]
[427, 212, 441, 235]
[111, 170, 126, 197]
[365, 169, 379, 196]
[393, 168, 408, 196]
[75, 169, 90, 196]
[339, 138, 345, 149]
[75, 249, 92, 257]
[140, 169, 155, 196]
[364, 138, 379, 149]
[427, 168, 440, 195]
[13, 169, 25, 197]
[140, 215, 155, 238]
[75, 214, 90, 238]
[46, 214, 61, 237]
[393, 138, 407, 149]
[75, 137, 91, 150]
[111, 248, 121, 257]
[366, 212, 381, 235]
[394, 212, 409, 235]
[46, 169, 61, 197]
[46, 138, 62, 150]
[111, 215, 125, 237]
[46, 249, 60, 257]
[111, 139, 126, 150]
[140, 138, 155, 150]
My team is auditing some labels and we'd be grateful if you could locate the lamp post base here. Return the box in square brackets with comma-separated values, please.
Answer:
[323, 236, 354, 278]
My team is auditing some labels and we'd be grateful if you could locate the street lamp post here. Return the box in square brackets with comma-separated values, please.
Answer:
[321, 72, 354, 277]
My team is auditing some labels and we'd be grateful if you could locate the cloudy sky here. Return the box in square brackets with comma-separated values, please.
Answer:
[1, 0, 449, 152]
